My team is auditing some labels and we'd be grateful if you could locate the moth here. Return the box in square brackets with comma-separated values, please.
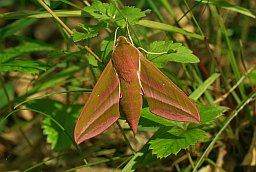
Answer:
[74, 36, 200, 144]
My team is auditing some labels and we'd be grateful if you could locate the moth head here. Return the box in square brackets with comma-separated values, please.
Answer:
[115, 36, 131, 47]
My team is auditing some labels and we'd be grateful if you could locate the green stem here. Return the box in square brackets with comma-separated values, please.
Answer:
[116, 121, 136, 154]
[210, 5, 246, 99]
[183, 0, 204, 36]
[193, 92, 256, 171]
[0, 73, 10, 103]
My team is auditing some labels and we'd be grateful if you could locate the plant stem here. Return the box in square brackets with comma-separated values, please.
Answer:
[116, 121, 136, 154]
[37, 0, 102, 63]
[193, 92, 256, 171]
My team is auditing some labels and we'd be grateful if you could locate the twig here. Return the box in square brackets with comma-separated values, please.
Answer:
[214, 66, 255, 104]
[37, 0, 72, 35]
[37, 0, 102, 63]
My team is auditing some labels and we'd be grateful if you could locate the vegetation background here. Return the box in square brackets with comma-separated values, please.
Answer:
[0, 0, 255, 171]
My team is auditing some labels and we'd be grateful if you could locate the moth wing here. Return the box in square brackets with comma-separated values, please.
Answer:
[74, 60, 120, 144]
[140, 56, 200, 123]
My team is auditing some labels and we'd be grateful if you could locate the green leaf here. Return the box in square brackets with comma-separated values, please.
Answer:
[82, 1, 116, 21]
[0, 43, 54, 63]
[198, 105, 229, 124]
[115, 6, 150, 28]
[72, 22, 107, 42]
[48, 49, 66, 62]
[122, 152, 144, 172]
[122, 144, 158, 171]
[43, 0, 51, 6]
[0, 10, 82, 20]
[147, 41, 200, 68]
[44, 0, 51, 6]
[248, 69, 256, 83]
[26, 99, 81, 151]
[189, 73, 220, 100]
[197, 0, 255, 18]
[0, 60, 48, 74]
[30, 65, 81, 93]
[72, 29, 98, 42]
[149, 127, 207, 158]
[0, 82, 14, 109]
[101, 39, 114, 62]
[0, 18, 37, 41]
[79, 22, 107, 33]
[0, 42, 52, 74]
[87, 54, 98, 67]
[137, 20, 204, 40]
[82, 1, 150, 28]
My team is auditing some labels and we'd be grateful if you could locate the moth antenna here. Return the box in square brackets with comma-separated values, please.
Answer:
[125, 18, 134, 45]
[114, 27, 119, 50]
[138, 47, 168, 55]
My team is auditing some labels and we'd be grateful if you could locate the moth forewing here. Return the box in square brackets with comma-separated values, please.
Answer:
[74, 36, 200, 144]
[74, 60, 120, 144]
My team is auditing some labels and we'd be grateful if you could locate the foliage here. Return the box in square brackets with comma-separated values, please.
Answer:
[72, 1, 150, 42]
[147, 41, 200, 68]
[26, 99, 80, 151]
[72, 22, 107, 42]
[0, 0, 255, 171]
[82, 1, 150, 27]
[0, 43, 53, 74]
[149, 127, 207, 158]
[138, 105, 228, 159]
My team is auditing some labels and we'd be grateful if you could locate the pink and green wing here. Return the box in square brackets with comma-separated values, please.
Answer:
[140, 56, 200, 124]
[74, 60, 120, 144]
